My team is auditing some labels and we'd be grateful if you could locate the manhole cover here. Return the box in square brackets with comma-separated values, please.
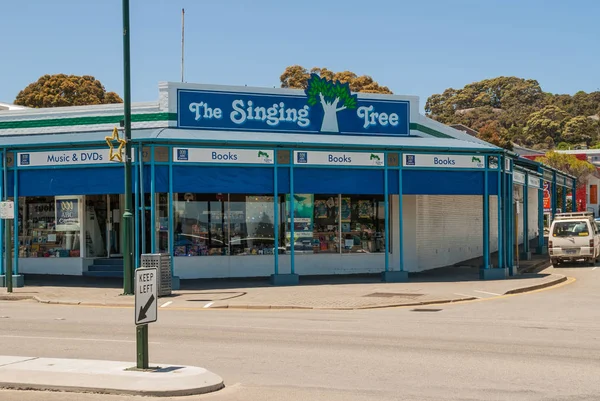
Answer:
[364, 292, 424, 298]
[410, 308, 442, 312]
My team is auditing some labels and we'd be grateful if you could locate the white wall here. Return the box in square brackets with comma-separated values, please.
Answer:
[414, 195, 499, 271]
[19, 258, 83, 275]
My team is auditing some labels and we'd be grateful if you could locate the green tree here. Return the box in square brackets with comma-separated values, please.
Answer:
[522, 105, 571, 146]
[477, 121, 512, 150]
[306, 74, 358, 132]
[538, 151, 595, 187]
[280, 65, 392, 94]
[14, 74, 122, 108]
[562, 116, 600, 146]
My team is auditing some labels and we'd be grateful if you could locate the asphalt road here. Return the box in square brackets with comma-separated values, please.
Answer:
[0, 266, 598, 401]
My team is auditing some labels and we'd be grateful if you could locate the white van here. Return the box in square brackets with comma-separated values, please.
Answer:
[549, 212, 600, 266]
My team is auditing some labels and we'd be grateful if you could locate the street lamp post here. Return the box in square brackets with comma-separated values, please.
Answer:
[122, 0, 134, 296]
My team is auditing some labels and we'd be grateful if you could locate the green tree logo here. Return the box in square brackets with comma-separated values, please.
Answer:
[305, 74, 358, 133]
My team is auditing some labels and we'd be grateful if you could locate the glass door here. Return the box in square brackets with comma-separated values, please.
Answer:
[106, 194, 123, 258]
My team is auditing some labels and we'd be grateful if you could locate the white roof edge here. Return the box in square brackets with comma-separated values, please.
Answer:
[159, 81, 419, 103]
[0, 101, 160, 119]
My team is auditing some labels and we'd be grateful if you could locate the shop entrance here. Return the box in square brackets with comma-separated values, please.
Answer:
[106, 194, 123, 258]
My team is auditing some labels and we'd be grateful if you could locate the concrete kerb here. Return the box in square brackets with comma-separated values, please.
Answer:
[504, 274, 568, 295]
[0, 356, 225, 398]
[0, 272, 566, 310]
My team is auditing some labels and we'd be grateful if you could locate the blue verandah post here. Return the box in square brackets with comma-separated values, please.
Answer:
[13, 166, 18, 276]
[537, 170, 545, 254]
[290, 163, 295, 275]
[506, 161, 513, 272]
[168, 149, 174, 277]
[483, 162, 490, 269]
[572, 179, 577, 212]
[523, 172, 529, 256]
[384, 164, 389, 272]
[497, 155, 503, 269]
[398, 154, 404, 272]
[552, 171, 558, 218]
[562, 178, 567, 214]
[150, 146, 156, 253]
[273, 152, 279, 275]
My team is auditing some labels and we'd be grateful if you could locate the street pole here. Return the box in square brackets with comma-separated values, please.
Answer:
[122, 0, 134, 296]
[5, 219, 11, 293]
[122, 0, 149, 369]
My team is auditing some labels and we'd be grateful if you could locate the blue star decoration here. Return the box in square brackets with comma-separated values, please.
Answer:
[105, 127, 126, 162]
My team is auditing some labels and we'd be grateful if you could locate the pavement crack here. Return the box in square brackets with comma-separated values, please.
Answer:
[0, 357, 38, 368]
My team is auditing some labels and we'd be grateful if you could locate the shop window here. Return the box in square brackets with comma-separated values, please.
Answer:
[340, 195, 385, 254]
[173, 193, 275, 256]
[156, 193, 169, 254]
[285, 194, 387, 255]
[229, 195, 275, 255]
[18, 196, 82, 258]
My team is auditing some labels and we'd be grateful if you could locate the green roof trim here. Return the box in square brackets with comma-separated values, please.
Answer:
[409, 123, 453, 138]
[0, 112, 176, 130]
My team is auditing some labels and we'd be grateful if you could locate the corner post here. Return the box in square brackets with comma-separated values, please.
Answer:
[522, 172, 529, 258]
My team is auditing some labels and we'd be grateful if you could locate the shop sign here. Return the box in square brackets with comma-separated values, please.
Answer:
[177, 75, 410, 137]
[402, 154, 485, 169]
[513, 171, 526, 185]
[173, 148, 274, 164]
[55, 196, 80, 232]
[17, 149, 128, 167]
[528, 175, 541, 189]
[543, 182, 551, 211]
[286, 194, 314, 239]
[293, 151, 384, 167]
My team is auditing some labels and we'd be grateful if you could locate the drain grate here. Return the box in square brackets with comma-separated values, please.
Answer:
[364, 292, 424, 298]
[410, 308, 442, 312]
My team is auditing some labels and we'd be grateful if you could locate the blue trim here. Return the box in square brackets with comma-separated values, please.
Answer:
[398, 152, 404, 272]
[538, 169, 545, 252]
[384, 163, 389, 272]
[274, 152, 279, 275]
[289, 164, 295, 275]
[150, 146, 156, 253]
[483, 162, 489, 269]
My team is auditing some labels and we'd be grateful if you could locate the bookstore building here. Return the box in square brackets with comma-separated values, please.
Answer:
[0, 78, 576, 286]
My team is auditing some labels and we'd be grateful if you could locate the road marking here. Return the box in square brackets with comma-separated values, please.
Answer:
[203, 302, 214, 308]
[474, 290, 502, 296]
[0, 334, 160, 344]
[593, 266, 598, 271]
[160, 301, 173, 308]
[454, 293, 481, 299]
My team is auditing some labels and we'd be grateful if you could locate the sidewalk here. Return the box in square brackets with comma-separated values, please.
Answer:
[0, 254, 558, 310]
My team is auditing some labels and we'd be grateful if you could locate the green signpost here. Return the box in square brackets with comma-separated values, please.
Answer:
[121, 0, 148, 369]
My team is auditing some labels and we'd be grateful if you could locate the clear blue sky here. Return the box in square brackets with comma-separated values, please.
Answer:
[2, 0, 599, 111]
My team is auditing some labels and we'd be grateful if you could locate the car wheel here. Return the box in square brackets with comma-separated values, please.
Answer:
[551, 258, 559, 266]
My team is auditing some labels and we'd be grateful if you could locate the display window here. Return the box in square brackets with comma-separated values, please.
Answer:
[173, 193, 275, 256]
[18, 196, 82, 258]
[285, 194, 387, 254]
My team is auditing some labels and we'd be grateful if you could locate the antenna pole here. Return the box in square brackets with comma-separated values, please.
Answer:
[181, 8, 185, 82]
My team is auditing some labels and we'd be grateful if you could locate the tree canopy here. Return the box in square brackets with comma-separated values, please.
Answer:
[425, 76, 600, 150]
[280, 65, 392, 94]
[14, 74, 123, 108]
[538, 151, 596, 187]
